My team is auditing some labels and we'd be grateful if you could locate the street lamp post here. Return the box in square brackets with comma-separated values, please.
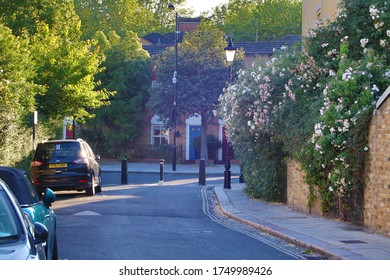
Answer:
[224, 38, 237, 189]
[168, 3, 178, 171]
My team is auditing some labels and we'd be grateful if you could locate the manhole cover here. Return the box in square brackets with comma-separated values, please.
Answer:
[339, 240, 367, 244]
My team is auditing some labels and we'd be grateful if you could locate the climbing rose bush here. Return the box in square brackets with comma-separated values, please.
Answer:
[218, 0, 389, 221]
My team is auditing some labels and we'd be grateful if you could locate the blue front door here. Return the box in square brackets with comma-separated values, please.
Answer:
[189, 126, 201, 160]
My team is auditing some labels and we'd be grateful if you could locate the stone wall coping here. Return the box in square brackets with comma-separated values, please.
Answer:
[376, 85, 390, 109]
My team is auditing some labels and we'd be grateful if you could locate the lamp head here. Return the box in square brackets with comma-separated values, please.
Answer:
[224, 38, 237, 64]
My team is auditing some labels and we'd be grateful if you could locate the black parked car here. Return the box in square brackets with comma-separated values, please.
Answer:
[30, 139, 102, 196]
[0, 167, 57, 260]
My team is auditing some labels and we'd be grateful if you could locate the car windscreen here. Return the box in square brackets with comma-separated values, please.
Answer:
[35, 142, 80, 161]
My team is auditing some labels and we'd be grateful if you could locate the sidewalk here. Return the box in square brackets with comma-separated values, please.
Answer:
[100, 160, 390, 260]
[100, 159, 241, 175]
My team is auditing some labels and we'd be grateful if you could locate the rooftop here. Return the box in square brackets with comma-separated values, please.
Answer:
[142, 34, 302, 57]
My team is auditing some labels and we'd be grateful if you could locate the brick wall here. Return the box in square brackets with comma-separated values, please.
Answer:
[364, 90, 390, 237]
[287, 159, 322, 216]
[286, 88, 390, 237]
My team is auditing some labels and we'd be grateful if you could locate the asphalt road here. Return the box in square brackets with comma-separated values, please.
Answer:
[52, 173, 305, 260]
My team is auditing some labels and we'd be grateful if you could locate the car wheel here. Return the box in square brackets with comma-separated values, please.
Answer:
[85, 173, 95, 196]
[95, 175, 102, 193]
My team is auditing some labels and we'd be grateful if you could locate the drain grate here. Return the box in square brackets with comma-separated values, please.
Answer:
[339, 240, 367, 244]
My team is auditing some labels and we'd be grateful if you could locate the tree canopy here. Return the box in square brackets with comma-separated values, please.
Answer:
[211, 0, 302, 41]
[0, 0, 110, 125]
[0, 24, 42, 166]
[74, 0, 190, 39]
[147, 20, 243, 160]
[80, 30, 151, 156]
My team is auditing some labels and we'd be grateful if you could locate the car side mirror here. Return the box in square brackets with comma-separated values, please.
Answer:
[33, 222, 49, 244]
[96, 155, 101, 160]
[42, 188, 56, 207]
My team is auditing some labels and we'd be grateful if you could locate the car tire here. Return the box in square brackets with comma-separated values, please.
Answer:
[95, 175, 102, 193]
[85, 173, 95, 196]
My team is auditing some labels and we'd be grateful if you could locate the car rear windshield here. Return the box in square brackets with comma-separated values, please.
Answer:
[0, 171, 40, 205]
[35, 142, 80, 161]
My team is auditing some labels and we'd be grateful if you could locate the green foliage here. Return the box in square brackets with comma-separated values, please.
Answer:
[240, 137, 287, 202]
[0, 24, 45, 166]
[80, 31, 151, 156]
[0, 0, 78, 36]
[0, 1, 114, 164]
[218, 0, 389, 222]
[304, 44, 387, 220]
[211, 0, 302, 41]
[74, 0, 145, 39]
[298, 0, 389, 222]
[217, 47, 295, 202]
[0, 0, 111, 130]
[30, 21, 110, 127]
[74, 0, 189, 39]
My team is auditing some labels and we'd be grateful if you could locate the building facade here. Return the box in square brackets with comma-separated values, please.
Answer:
[302, 0, 341, 35]
[138, 18, 301, 163]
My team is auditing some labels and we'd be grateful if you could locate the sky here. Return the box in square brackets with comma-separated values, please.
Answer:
[183, 0, 229, 16]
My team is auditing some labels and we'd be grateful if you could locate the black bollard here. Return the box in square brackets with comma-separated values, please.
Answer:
[239, 165, 245, 183]
[121, 157, 128, 184]
[199, 159, 206, 185]
[159, 159, 164, 185]
[224, 156, 231, 189]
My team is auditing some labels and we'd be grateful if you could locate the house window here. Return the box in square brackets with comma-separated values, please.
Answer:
[316, 3, 322, 22]
[151, 115, 169, 145]
[151, 125, 169, 145]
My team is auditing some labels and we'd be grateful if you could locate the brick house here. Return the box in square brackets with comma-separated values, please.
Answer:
[137, 17, 301, 163]
[302, 0, 340, 34]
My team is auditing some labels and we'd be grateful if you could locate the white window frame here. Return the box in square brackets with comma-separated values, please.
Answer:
[151, 115, 169, 145]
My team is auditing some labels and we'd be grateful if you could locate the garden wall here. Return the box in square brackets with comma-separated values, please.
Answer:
[364, 86, 390, 237]
[287, 86, 390, 237]
[286, 159, 322, 216]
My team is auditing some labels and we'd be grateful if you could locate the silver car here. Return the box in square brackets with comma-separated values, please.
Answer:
[0, 179, 48, 260]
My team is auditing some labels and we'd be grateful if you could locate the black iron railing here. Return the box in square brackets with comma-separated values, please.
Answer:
[128, 144, 183, 163]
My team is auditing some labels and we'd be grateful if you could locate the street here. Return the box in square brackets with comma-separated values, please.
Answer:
[52, 172, 306, 260]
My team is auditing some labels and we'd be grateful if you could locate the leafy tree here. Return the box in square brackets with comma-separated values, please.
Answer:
[0, 24, 42, 166]
[74, 0, 146, 39]
[148, 20, 242, 161]
[211, 0, 302, 41]
[137, 0, 190, 32]
[80, 31, 151, 156]
[0, 0, 110, 135]
[0, 0, 78, 36]
[74, 0, 190, 40]
[30, 20, 110, 127]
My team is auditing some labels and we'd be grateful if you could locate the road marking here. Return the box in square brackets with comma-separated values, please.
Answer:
[73, 211, 101, 216]
[201, 186, 305, 260]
